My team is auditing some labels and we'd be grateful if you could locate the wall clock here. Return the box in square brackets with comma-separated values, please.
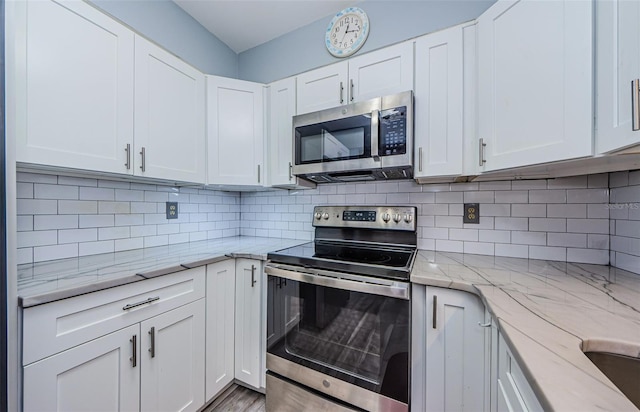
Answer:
[325, 7, 369, 58]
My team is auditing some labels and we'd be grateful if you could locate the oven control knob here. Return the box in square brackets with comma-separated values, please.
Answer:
[393, 213, 402, 223]
[322, 212, 330, 220]
[323, 379, 331, 388]
[314, 212, 322, 220]
[404, 214, 413, 223]
[382, 213, 391, 222]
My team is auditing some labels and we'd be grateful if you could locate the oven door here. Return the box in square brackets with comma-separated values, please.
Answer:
[265, 264, 410, 412]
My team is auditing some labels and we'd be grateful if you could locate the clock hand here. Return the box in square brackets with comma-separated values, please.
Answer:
[341, 23, 350, 43]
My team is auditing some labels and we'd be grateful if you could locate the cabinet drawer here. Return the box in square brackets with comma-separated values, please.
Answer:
[23, 267, 205, 365]
[497, 332, 543, 412]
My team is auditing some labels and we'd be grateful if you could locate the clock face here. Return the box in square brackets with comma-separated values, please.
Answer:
[325, 7, 369, 58]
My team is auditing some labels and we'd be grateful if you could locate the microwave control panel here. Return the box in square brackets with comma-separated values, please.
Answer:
[379, 106, 407, 156]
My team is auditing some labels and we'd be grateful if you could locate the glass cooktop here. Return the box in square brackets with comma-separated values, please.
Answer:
[267, 241, 415, 281]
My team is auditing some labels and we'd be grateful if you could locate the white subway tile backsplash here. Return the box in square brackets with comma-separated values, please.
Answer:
[17, 230, 57, 248]
[17, 183, 34, 199]
[79, 240, 114, 256]
[58, 200, 98, 215]
[79, 187, 115, 201]
[529, 218, 566, 232]
[435, 216, 463, 228]
[588, 174, 609, 188]
[436, 239, 464, 253]
[33, 244, 78, 262]
[58, 228, 98, 244]
[481, 204, 511, 217]
[79, 215, 114, 228]
[422, 204, 449, 216]
[512, 231, 546, 246]
[547, 233, 587, 248]
[495, 244, 528, 259]
[547, 176, 588, 189]
[17, 248, 33, 265]
[98, 202, 130, 214]
[588, 234, 610, 250]
[567, 248, 609, 264]
[464, 242, 495, 256]
[115, 189, 144, 202]
[529, 190, 567, 204]
[17, 216, 33, 232]
[479, 181, 512, 191]
[629, 170, 640, 185]
[34, 184, 78, 200]
[495, 217, 528, 231]
[567, 219, 610, 234]
[34, 215, 78, 230]
[587, 204, 609, 219]
[613, 252, 640, 274]
[479, 230, 511, 244]
[144, 235, 168, 248]
[495, 190, 528, 204]
[449, 229, 478, 242]
[547, 204, 587, 218]
[567, 189, 609, 204]
[512, 204, 546, 218]
[464, 191, 495, 204]
[59, 176, 98, 187]
[115, 237, 143, 252]
[529, 246, 566, 261]
[18, 199, 57, 215]
[511, 180, 546, 190]
[17, 172, 57, 184]
[99, 226, 130, 241]
[435, 192, 463, 204]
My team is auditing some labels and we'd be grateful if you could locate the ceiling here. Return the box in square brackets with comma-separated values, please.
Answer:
[173, 0, 361, 53]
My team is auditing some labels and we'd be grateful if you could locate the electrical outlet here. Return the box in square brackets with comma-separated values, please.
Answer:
[463, 203, 479, 224]
[166, 202, 178, 219]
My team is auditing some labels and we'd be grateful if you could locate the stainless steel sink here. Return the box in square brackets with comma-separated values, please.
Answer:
[585, 351, 640, 409]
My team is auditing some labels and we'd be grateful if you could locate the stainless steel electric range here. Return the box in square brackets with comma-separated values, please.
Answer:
[265, 205, 417, 412]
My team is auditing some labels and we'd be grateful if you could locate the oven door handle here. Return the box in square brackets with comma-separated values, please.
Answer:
[265, 265, 409, 300]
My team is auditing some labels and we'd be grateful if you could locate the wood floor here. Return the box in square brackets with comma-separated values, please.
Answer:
[202, 384, 265, 412]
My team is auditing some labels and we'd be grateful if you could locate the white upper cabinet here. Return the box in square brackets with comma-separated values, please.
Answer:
[207, 76, 265, 186]
[13, 0, 135, 174]
[595, 0, 640, 154]
[296, 42, 414, 114]
[348, 41, 414, 103]
[414, 25, 464, 179]
[477, 0, 593, 172]
[134, 36, 206, 184]
[296, 62, 348, 115]
[267, 77, 315, 189]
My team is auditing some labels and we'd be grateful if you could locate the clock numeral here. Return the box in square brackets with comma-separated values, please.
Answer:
[350, 38, 354, 45]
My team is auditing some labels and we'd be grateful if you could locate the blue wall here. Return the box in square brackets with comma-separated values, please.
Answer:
[90, 0, 238, 78]
[238, 0, 496, 84]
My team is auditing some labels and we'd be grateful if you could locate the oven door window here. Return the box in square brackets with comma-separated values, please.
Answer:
[267, 276, 409, 403]
[295, 115, 372, 164]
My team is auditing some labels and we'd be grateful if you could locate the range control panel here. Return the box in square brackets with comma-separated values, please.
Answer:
[313, 206, 417, 231]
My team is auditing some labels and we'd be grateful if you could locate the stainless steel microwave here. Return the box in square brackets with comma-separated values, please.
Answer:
[292, 91, 413, 183]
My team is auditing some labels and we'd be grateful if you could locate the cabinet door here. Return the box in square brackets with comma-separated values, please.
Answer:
[140, 300, 205, 412]
[234, 259, 262, 389]
[13, 0, 134, 174]
[596, 0, 640, 153]
[205, 260, 235, 401]
[414, 26, 464, 178]
[134, 36, 206, 184]
[477, 0, 593, 171]
[412, 285, 486, 412]
[296, 62, 348, 114]
[495, 332, 543, 412]
[23, 324, 140, 412]
[348, 41, 414, 103]
[207, 76, 265, 186]
[268, 77, 295, 186]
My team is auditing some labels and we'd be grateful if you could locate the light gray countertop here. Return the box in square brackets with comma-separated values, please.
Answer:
[18, 236, 305, 307]
[411, 250, 640, 411]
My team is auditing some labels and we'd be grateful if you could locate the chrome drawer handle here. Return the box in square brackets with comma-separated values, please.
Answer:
[123, 296, 160, 311]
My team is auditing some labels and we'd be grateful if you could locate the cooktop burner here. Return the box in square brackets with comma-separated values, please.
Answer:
[267, 241, 416, 281]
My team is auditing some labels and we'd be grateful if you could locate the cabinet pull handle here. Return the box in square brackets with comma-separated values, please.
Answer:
[289, 162, 293, 180]
[339, 82, 344, 104]
[149, 327, 156, 358]
[479, 321, 492, 328]
[418, 147, 423, 172]
[251, 264, 257, 287]
[350, 79, 354, 102]
[633, 79, 640, 131]
[140, 147, 146, 172]
[257, 165, 261, 183]
[122, 296, 160, 311]
[130, 335, 137, 367]
[432, 295, 437, 329]
[479, 138, 487, 166]
[125, 144, 131, 170]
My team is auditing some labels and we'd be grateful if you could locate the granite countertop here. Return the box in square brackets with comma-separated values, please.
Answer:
[411, 250, 640, 411]
[18, 236, 305, 307]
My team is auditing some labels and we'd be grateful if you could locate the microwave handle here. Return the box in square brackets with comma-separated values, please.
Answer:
[371, 109, 380, 161]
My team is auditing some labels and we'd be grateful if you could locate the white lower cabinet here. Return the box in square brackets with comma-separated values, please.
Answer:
[234, 258, 264, 389]
[23, 324, 140, 412]
[140, 300, 205, 412]
[412, 284, 488, 411]
[493, 330, 543, 412]
[205, 260, 236, 400]
[22, 268, 206, 412]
